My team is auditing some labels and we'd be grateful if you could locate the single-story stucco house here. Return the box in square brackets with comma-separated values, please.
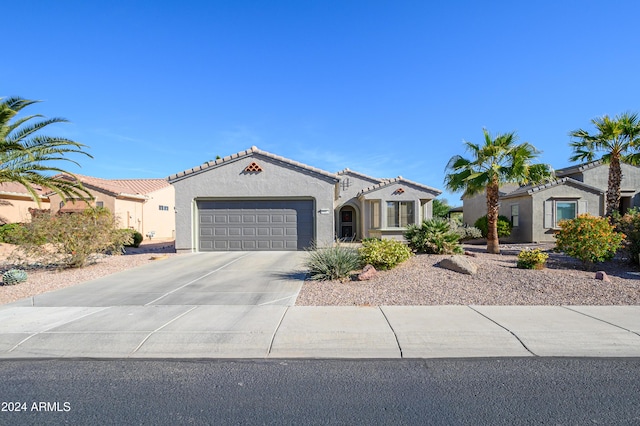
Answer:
[462, 160, 640, 243]
[168, 146, 442, 252]
[48, 174, 176, 239]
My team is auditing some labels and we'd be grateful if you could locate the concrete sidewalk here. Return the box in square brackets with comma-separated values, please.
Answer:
[0, 304, 638, 358]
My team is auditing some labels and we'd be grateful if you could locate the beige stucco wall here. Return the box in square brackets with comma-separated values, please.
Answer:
[140, 185, 175, 239]
[0, 196, 50, 224]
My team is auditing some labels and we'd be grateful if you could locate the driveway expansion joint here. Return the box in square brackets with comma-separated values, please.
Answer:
[561, 306, 640, 338]
[467, 306, 539, 357]
[267, 306, 290, 357]
[378, 306, 403, 358]
[131, 306, 199, 354]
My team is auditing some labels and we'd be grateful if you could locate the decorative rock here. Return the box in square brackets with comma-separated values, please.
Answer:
[464, 251, 477, 257]
[595, 271, 611, 282]
[357, 264, 377, 281]
[439, 255, 478, 275]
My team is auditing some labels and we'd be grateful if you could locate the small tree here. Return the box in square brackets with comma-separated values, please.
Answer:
[445, 129, 552, 254]
[11, 208, 132, 268]
[431, 199, 451, 219]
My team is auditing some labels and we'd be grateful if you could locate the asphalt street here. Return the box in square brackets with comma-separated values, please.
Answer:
[0, 358, 639, 425]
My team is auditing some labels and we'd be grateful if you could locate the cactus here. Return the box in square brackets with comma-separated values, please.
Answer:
[2, 269, 27, 286]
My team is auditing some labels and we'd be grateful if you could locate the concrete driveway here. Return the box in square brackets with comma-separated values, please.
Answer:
[10, 251, 308, 307]
[0, 251, 311, 358]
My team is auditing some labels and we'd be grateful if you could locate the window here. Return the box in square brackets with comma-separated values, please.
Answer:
[510, 205, 519, 227]
[96, 201, 104, 208]
[544, 199, 585, 229]
[555, 201, 576, 225]
[386, 201, 414, 227]
[370, 201, 380, 228]
[159, 205, 169, 211]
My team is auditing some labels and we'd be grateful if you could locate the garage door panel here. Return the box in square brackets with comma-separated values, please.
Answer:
[197, 200, 314, 251]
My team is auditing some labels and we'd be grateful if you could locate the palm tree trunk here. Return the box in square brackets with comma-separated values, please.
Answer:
[486, 179, 500, 254]
[606, 155, 622, 218]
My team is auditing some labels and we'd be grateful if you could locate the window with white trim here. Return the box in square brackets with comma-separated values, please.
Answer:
[386, 201, 414, 227]
[555, 201, 576, 226]
[510, 204, 519, 227]
[544, 199, 585, 229]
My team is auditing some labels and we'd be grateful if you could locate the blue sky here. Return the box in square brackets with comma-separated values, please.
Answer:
[4, 1, 640, 205]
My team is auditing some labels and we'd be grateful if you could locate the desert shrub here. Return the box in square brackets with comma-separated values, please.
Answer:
[555, 214, 625, 269]
[306, 244, 361, 281]
[404, 219, 463, 254]
[2, 269, 27, 285]
[474, 215, 513, 238]
[359, 238, 412, 270]
[0, 223, 27, 244]
[614, 208, 640, 264]
[12, 208, 133, 268]
[122, 230, 143, 248]
[448, 220, 483, 241]
[516, 248, 549, 269]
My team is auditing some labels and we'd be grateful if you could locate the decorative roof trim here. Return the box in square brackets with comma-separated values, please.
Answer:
[244, 162, 263, 172]
[168, 146, 339, 183]
[336, 168, 384, 184]
[501, 177, 604, 199]
[555, 160, 604, 176]
[357, 176, 442, 197]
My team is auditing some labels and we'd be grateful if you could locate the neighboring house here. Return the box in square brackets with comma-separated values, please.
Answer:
[47, 175, 175, 239]
[168, 146, 442, 252]
[461, 160, 640, 243]
[0, 182, 50, 224]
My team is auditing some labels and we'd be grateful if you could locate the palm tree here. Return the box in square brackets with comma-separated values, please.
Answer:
[569, 112, 640, 218]
[445, 129, 552, 254]
[0, 96, 93, 204]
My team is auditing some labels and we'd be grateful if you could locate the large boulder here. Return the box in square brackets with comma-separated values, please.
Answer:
[439, 255, 478, 275]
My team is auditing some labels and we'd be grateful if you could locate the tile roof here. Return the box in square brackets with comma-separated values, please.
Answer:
[555, 160, 604, 176]
[0, 182, 49, 198]
[501, 177, 604, 199]
[167, 146, 339, 183]
[51, 174, 169, 199]
[357, 176, 442, 197]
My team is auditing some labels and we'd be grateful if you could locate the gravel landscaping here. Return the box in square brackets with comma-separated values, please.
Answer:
[1, 242, 639, 307]
[295, 244, 640, 306]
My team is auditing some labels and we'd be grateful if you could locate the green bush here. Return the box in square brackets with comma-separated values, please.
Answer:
[516, 248, 549, 269]
[123, 230, 143, 248]
[555, 214, 625, 269]
[474, 215, 513, 238]
[306, 245, 361, 281]
[12, 208, 132, 268]
[614, 208, 640, 264]
[359, 238, 412, 270]
[0, 223, 27, 244]
[404, 219, 463, 254]
[2, 269, 27, 285]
